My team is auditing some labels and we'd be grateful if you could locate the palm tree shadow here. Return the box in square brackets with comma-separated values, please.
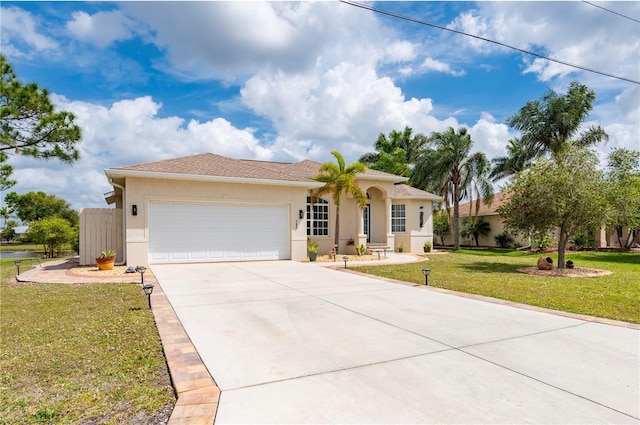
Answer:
[461, 261, 530, 274]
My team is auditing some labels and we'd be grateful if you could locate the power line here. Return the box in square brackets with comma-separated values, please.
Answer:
[339, 0, 640, 85]
[582, 1, 640, 24]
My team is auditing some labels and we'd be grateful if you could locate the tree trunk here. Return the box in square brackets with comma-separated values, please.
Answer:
[557, 228, 569, 269]
[453, 188, 460, 250]
[623, 229, 633, 250]
[630, 229, 640, 249]
[334, 204, 340, 254]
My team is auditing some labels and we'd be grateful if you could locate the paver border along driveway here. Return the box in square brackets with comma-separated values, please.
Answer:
[152, 261, 639, 424]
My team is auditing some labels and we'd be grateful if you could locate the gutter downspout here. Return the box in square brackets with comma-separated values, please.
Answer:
[109, 178, 127, 266]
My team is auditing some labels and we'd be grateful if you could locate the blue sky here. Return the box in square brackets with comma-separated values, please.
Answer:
[1, 1, 639, 210]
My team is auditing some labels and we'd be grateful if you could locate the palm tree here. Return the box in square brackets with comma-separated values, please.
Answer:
[359, 126, 428, 176]
[312, 151, 367, 252]
[464, 152, 494, 221]
[492, 83, 608, 181]
[507, 81, 608, 163]
[462, 218, 491, 246]
[411, 127, 491, 250]
[490, 139, 535, 182]
[0, 206, 10, 228]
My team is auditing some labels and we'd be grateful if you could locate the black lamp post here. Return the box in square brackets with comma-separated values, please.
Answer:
[14, 260, 21, 276]
[142, 284, 154, 309]
[136, 266, 147, 284]
[422, 268, 431, 286]
[343, 255, 349, 269]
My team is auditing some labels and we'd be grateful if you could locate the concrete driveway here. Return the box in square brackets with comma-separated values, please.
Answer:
[151, 261, 639, 424]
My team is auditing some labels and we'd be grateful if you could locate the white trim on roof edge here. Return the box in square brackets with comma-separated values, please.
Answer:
[104, 169, 326, 188]
[357, 174, 408, 183]
[393, 194, 443, 201]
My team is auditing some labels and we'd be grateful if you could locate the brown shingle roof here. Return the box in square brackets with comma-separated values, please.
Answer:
[456, 191, 511, 217]
[111, 153, 311, 183]
[113, 152, 407, 180]
[393, 184, 441, 200]
[109, 152, 410, 185]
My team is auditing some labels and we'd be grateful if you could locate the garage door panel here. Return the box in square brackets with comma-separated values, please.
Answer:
[149, 202, 290, 263]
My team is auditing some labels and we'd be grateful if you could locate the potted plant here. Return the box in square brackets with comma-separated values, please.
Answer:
[423, 241, 432, 253]
[356, 244, 366, 256]
[307, 240, 319, 262]
[397, 242, 405, 253]
[96, 250, 116, 270]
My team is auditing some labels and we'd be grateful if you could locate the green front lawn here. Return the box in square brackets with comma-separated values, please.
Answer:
[0, 259, 176, 424]
[356, 250, 640, 324]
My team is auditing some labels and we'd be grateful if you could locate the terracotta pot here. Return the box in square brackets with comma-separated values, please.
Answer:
[96, 257, 115, 270]
[537, 256, 553, 270]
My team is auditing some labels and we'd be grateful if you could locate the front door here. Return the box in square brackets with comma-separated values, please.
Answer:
[363, 204, 371, 242]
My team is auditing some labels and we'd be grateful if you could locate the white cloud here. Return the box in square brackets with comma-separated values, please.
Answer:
[120, 2, 320, 80]
[66, 10, 138, 48]
[452, 2, 640, 86]
[419, 57, 464, 76]
[468, 113, 514, 159]
[381, 40, 418, 64]
[241, 60, 460, 162]
[4, 95, 266, 210]
[3, 1, 637, 213]
[0, 7, 58, 58]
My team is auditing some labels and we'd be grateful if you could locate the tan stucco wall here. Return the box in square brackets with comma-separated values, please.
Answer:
[122, 177, 310, 265]
[392, 199, 435, 253]
[310, 181, 437, 255]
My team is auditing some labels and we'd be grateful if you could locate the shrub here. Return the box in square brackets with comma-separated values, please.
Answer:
[26, 217, 75, 257]
[572, 232, 596, 250]
[495, 231, 514, 248]
[534, 233, 554, 251]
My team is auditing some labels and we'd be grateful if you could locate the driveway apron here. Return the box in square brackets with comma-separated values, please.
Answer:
[151, 261, 639, 424]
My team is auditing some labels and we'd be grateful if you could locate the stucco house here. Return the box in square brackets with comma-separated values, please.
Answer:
[448, 191, 633, 249]
[79, 153, 442, 266]
[451, 192, 530, 248]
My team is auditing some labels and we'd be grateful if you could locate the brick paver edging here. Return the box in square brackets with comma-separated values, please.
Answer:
[148, 276, 220, 425]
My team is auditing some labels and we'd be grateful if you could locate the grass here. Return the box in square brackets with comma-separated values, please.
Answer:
[356, 249, 640, 324]
[0, 259, 176, 424]
[0, 243, 42, 252]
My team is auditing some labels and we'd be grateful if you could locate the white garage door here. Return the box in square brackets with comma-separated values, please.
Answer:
[149, 202, 290, 263]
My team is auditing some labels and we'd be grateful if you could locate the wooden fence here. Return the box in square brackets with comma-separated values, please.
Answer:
[79, 208, 123, 266]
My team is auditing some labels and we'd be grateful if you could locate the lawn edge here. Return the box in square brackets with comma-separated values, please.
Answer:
[341, 268, 640, 330]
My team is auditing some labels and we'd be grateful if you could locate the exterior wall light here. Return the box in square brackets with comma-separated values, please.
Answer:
[299, 209, 304, 219]
[422, 268, 431, 285]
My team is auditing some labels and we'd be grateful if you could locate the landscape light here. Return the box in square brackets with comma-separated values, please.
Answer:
[14, 260, 21, 276]
[142, 284, 154, 309]
[136, 265, 147, 284]
[422, 268, 431, 286]
[343, 255, 349, 269]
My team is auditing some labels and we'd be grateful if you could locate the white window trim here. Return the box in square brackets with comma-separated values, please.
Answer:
[307, 197, 330, 237]
[391, 204, 406, 233]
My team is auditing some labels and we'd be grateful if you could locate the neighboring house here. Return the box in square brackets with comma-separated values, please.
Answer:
[14, 225, 28, 240]
[79, 153, 441, 266]
[448, 192, 530, 248]
[449, 191, 633, 249]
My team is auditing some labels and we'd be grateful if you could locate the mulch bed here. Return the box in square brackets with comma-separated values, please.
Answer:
[517, 267, 612, 278]
[69, 265, 153, 278]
